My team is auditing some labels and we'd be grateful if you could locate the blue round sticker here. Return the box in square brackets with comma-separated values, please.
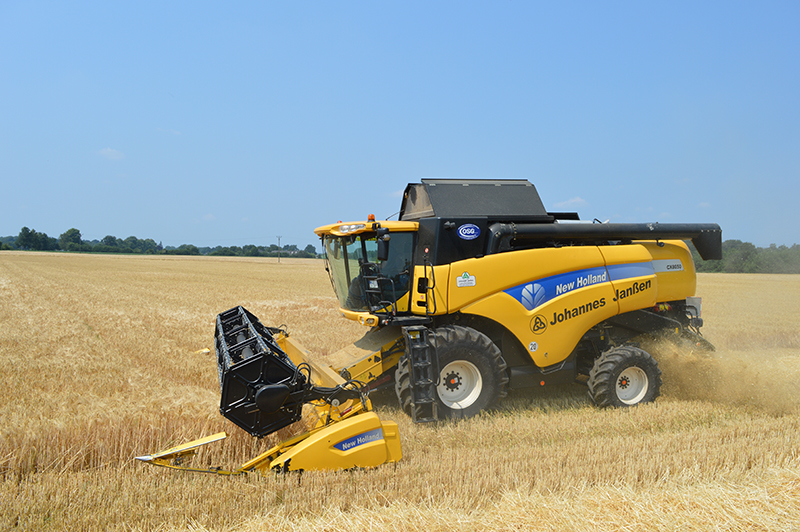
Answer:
[457, 224, 481, 240]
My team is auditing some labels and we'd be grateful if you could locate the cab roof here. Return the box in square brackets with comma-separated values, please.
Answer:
[399, 178, 554, 222]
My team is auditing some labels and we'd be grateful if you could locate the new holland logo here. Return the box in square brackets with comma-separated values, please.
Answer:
[333, 428, 383, 451]
[457, 224, 481, 240]
[530, 314, 548, 335]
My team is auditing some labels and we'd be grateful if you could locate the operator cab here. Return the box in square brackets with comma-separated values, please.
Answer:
[322, 231, 415, 314]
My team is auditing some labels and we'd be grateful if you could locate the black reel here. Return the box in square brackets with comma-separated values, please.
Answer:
[215, 306, 365, 437]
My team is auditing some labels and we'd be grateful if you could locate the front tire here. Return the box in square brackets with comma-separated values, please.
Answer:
[432, 325, 508, 419]
[587, 345, 662, 407]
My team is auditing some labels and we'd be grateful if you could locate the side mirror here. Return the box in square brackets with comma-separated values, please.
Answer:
[376, 228, 390, 261]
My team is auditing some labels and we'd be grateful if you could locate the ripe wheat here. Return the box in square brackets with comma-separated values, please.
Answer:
[1, 252, 798, 530]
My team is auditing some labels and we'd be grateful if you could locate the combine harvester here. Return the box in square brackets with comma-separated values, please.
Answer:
[138, 179, 721, 474]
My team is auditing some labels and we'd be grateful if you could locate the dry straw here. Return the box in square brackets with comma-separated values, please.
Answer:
[1, 252, 799, 530]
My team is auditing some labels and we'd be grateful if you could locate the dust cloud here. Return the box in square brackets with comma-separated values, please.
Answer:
[648, 337, 800, 416]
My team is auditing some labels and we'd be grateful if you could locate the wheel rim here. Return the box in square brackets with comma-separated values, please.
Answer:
[615, 366, 649, 405]
[437, 360, 483, 409]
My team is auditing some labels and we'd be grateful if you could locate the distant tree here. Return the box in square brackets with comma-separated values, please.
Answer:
[16, 227, 32, 250]
[754, 243, 800, 274]
[210, 246, 237, 256]
[304, 244, 317, 256]
[30, 230, 45, 250]
[243, 244, 260, 257]
[123, 236, 141, 252]
[691, 239, 800, 274]
[101, 235, 119, 247]
[16, 227, 59, 251]
[43, 234, 60, 250]
[59, 228, 82, 250]
[170, 244, 200, 255]
[141, 238, 159, 254]
[722, 240, 757, 273]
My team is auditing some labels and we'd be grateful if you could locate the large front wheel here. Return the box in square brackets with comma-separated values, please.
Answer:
[432, 325, 508, 419]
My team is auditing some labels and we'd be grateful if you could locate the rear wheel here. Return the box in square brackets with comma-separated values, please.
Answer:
[587, 345, 662, 407]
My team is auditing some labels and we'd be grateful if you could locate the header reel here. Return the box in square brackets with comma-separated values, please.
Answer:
[215, 306, 366, 436]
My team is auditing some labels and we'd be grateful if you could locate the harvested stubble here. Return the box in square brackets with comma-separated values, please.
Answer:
[1, 252, 799, 531]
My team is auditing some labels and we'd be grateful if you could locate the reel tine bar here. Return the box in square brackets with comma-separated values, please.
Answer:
[215, 306, 308, 437]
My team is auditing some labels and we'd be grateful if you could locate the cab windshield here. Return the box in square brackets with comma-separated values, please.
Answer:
[323, 232, 414, 312]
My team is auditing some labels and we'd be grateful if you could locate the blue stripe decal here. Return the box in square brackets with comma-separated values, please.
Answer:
[333, 428, 383, 452]
[606, 262, 655, 281]
[504, 262, 656, 312]
[504, 266, 609, 311]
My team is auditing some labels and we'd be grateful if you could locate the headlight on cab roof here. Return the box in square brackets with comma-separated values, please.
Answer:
[339, 224, 366, 234]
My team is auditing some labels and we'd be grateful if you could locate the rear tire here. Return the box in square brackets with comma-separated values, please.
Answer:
[588, 345, 662, 407]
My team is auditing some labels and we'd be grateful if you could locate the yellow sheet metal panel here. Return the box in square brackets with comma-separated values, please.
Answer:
[454, 243, 694, 368]
[393, 292, 411, 313]
[640, 240, 697, 301]
[447, 247, 607, 311]
[462, 282, 617, 367]
[381, 420, 402, 464]
[597, 244, 658, 314]
[268, 412, 401, 472]
[454, 247, 615, 367]
[327, 326, 404, 372]
[410, 264, 450, 315]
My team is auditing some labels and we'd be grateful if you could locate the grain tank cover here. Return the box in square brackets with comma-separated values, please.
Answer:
[399, 179, 551, 221]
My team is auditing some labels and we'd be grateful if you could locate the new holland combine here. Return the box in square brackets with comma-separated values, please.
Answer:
[138, 179, 721, 474]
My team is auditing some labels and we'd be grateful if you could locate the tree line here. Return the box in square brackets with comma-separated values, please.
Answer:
[689, 239, 800, 274]
[4, 226, 800, 273]
[1, 227, 319, 258]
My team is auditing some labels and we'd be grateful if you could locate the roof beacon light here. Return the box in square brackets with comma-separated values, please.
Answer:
[368, 214, 376, 222]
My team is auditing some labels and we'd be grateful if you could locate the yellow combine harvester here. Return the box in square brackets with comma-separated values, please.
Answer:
[138, 178, 720, 473]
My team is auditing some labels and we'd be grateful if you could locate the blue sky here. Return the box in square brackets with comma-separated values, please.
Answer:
[2, 1, 798, 249]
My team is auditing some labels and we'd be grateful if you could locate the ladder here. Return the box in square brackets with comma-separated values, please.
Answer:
[402, 326, 439, 423]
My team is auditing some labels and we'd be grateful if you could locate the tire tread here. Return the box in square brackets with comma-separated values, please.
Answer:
[587, 345, 662, 408]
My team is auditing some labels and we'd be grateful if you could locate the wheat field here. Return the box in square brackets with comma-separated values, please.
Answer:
[1, 251, 799, 531]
